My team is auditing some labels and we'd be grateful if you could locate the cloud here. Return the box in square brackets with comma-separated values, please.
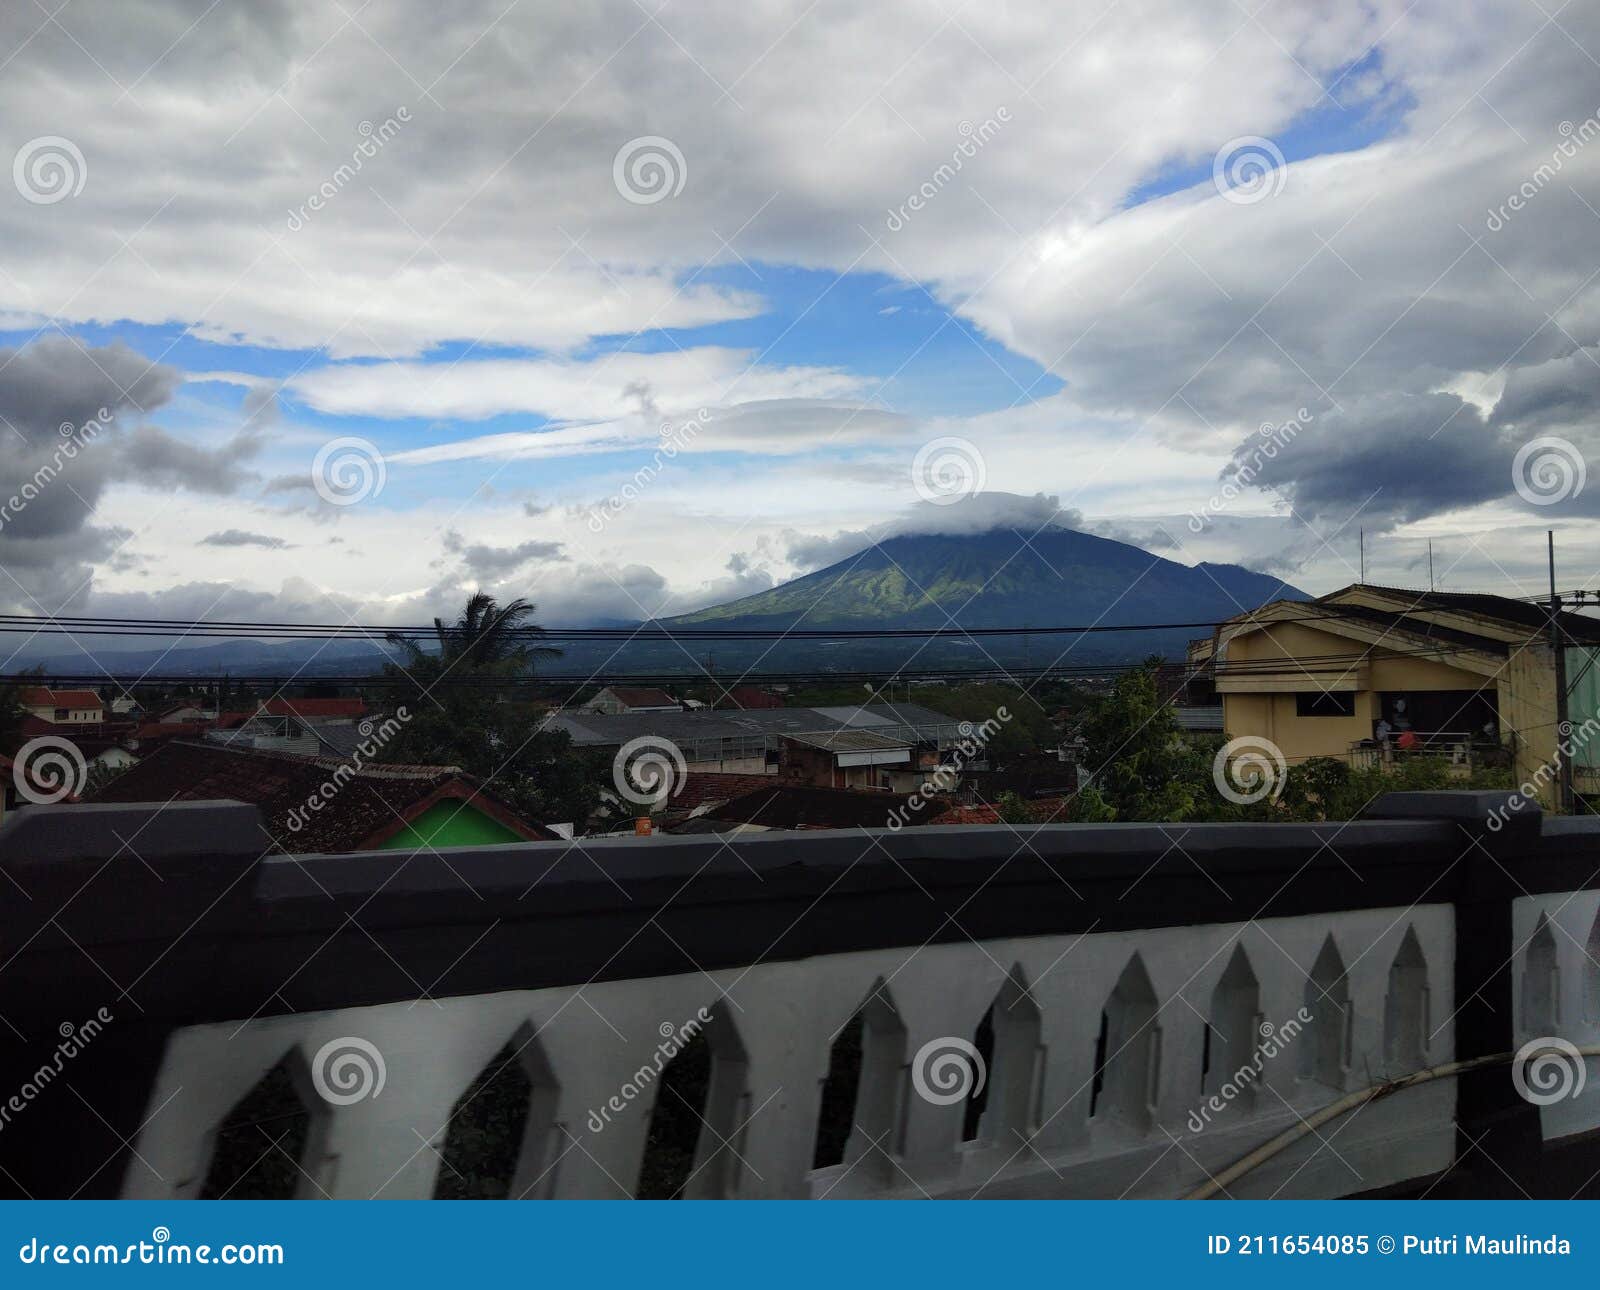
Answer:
[290, 348, 867, 422]
[117, 424, 265, 494]
[442, 530, 569, 581]
[392, 397, 907, 466]
[200, 529, 292, 548]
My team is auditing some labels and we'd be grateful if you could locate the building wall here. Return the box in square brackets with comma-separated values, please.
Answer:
[23, 703, 103, 725]
[1221, 621, 1554, 792]
[1501, 644, 1561, 804]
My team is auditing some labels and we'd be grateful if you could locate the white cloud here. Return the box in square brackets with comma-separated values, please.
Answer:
[290, 347, 870, 422]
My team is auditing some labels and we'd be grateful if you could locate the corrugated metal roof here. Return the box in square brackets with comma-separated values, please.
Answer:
[542, 702, 968, 748]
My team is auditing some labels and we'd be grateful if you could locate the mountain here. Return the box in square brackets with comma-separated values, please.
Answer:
[666, 526, 1305, 634]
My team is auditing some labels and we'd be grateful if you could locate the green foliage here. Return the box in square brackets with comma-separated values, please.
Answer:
[378, 594, 601, 829]
[1077, 658, 1217, 821]
[1274, 753, 1514, 822]
[994, 790, 1034, 824]
[919, 683, 1056, 767]
[0, 666, 44, 748]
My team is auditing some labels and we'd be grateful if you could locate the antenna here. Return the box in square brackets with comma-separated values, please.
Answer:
[1428, 540, 1434, 591]
[1359, 528, 1365, 582]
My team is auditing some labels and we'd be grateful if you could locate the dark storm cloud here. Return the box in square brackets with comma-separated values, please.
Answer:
[0, 336, 178, 445]
[1216, 393, 1510, 528]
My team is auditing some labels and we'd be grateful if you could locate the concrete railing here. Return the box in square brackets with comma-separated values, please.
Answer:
[0, 792, 1597, 1200]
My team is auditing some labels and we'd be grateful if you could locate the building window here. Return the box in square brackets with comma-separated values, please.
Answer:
[1295, 692, 1355, 718]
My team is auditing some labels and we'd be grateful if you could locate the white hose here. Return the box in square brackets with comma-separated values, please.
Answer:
[1186, 1044, 1600, 1200]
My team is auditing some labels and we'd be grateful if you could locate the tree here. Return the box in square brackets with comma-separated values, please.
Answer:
[377, 594, 601, 829]
[0, 666, 45, 751]
[1077, 658, 1218, 821]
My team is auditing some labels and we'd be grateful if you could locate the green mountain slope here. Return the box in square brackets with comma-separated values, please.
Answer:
[666, 526, 1306, 633]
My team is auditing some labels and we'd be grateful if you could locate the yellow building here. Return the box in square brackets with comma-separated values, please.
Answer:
[1202, 585, 1600, 809]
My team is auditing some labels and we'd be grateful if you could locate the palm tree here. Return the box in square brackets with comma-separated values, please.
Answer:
[387, 592, 562, 678]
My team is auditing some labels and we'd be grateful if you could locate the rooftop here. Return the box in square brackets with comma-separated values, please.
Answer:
[262, 697, 368, 719]
[87, 739, 553, 852]
[18, 687, 103, 709]
[596, 685, 679, 708]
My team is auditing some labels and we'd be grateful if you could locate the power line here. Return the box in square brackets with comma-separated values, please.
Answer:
[0, 642, 1500, 690]
[0, 602, 1407, 642]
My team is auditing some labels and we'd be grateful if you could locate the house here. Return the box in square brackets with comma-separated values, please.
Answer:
[89, 740, 558, 852]
[581, 686, 680, 715]
[543, 702, 971, 777]
[1208, 583, 1600, 806]
[779, 729, 912, 790]
[654, 771, 782, 826]
[0, 748, 79, 825]
[155, 701, 211, 724]
[206, 711, 372, 757]
[18, 687, 104, 726]
[259, 696, 367, 722]
[12, 716, 141, 776]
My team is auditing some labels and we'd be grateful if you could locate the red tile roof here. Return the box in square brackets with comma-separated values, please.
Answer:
[659, 771, 782, 819]
[262, 697, 368, 719]
[17, 687, 103, 710]
[88, 740, 555, 852]
[928, 803, 1003, 825]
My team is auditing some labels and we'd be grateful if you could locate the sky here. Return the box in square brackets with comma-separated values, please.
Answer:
[0, 0, 1598, 633]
